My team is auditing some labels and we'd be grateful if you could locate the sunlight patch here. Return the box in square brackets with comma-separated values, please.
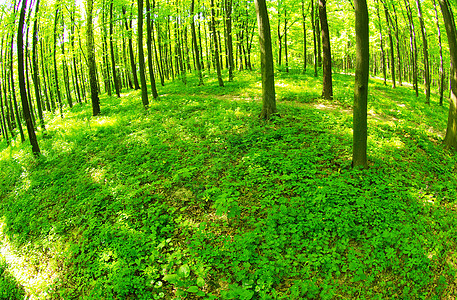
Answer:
[88, 167, 107, 184]
[0, 220, 59, 298]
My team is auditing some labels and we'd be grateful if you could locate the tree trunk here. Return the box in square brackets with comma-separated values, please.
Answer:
[433, 0, 445, 106]
[211, 0, 224, 87]
[301, 0, 307, 73]
[311, 0, 317, 77]
[404, 0, 418, 96]
[138, 0, 149, 108]
[255, 0, 277, 119]
[10, 35, 25, 142]
[146, 0, 159, 98]
[416, 0, 430, 103]
[438, 0, 457, 149]
[53, 6, 63, 117]
[382, 0, 395, 88]
[319, 0, 332, 99]
[392, 4, 402, 86]
[353, 0, 369, 168]
[86, 0, 101, 116]
[191, 0, 204, 85]
[110, 1, 121, 97]
[32, 0, 45, 130]
[70, 6, 82, 103]
[225, 0, 234, 81]
[61, 16, 73, 108]
[18, 0, 40, 154]
[375, 0, 386, 85]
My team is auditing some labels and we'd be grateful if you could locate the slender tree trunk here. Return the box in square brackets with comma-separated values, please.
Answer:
[353, 0, 369, 168]
[146, 0, 159, 98]
[70, 6, 82, 103]
[382, 0, 395, 88]
[284, 11, 289, 73]
[122, 6, 140, 90]
[255, 0, 277, 119]
[375, 0, 387, 85]
[61, 16, 73, 108]
[404, 0, 418, 96]
[32, 0, 45, 130]
[138, 0, 149, 108]
[211, 0, 224, 87]
[225, 0, 234, 81]
[53, 5, 63, 117]
[392, 4, 402, 86]
[416, 0, 430, 103]
[311, 0, 317, 77]
[191, 0, 204, 85]
[316, 1, 321, 69]
[433, 0, 445, 106]
[302, 0, 307, 73]
[319, 0, 333, 99]
[110, 1, 121, 97]
[40, 39, 53, 111]
[86, 0, 101, 116]
[18, 0, 40, 154]
[10, 35, 25, 142]
[152, 4, 165, 86]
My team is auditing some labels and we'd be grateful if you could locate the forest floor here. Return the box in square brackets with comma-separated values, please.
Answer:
[0, 70, 456, 299]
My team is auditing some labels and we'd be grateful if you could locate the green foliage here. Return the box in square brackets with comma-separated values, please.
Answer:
[0, 257, 25, 299]
[0, 70, 456, 299]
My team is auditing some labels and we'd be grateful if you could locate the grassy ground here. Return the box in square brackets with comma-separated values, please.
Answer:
[0, 70, 456, 299]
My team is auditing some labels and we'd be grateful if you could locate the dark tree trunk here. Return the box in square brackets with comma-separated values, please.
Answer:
[122, 6, 140, 90]
[146, 0, 159, 98]
[302, 0, 307, 73]
[319, 0, 333, 99]
[316, 1, 322, 69]
[70, 6, 82, 103]
[53, 5, 63, 117]
[32, 0, 45, 130]
[416, 0, 430, 103]
[191, 0, 204, 85]
[39, 39, 52, 111]
[211, 0, 224, 87]
[255, 0, 277, 119]
[86, 0, 101, 116]
[225, 0, 234, 81]
[311, 0, 317, 77]
[375, 0, 386, 85]
[10, 36, 25, 142]
[404, 0, 418, 96]
[382, 0, 396, 88]
[353, 0, 369, 168]
[284, 11, 289, 73]
[392, 4, 402, 86]
[18, 0, 40, 154]
[101, 2, 111, 96]
[438, 0, 457, 149]
[61, 16, 73, 108]
[152, 4, 165, 86]
[138, 0, 149, 108]
[110, 1, 121, 97]
[433, 0, 445, 106]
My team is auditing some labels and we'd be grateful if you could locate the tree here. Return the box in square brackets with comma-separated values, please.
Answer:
[191, 0, 204, 85]
[86, 0, 101, 116]
[110, 0, 121, 97]
[438, 0, 457, 149]
[31, 0, 45, 131]
[18, 0, 40, 154]
[433, 0, 445, 106]
[138, 0, 149, 108]
[146, 0, 158, 98]
[254, 0, 277, 119]
[415, 0, 430, 104]
[211, 0, 224, 87]
[353, 0, 369, 168]
[319, 0, 332, 99]
[122, 6, 140, 90]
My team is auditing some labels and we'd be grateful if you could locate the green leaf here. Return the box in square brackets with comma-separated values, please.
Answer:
[178, 264, 190, 278]
[196, 277, 205, 287]
[186, 286, 199, 293]
[163, 274, 179, 284]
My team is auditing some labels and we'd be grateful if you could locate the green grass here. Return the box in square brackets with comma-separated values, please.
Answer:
[0, 70, 456, 299]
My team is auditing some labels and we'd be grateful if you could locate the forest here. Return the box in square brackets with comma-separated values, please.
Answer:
[0, 0, 457, 298]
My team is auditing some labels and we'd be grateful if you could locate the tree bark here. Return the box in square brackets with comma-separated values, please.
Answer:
[255, 0, 277, 119]
[110, 1, 121, 97]
[353, 0, 369, 168]
[301, 0, 307, 73]
[32, 0, 45, 130]
[138, 0, 149, 108]
[438, 0, 457, 149]
[225, 0, 234, 81]
[18, 0, 40, 154]
[211, 0, 224, 87]
[53, 5, 63, 117]
[319, 0, 333, 99]
[433, 0, 445, 106]
[146, 0, 159, 98]
[382, 0, 395, 88]
[86, 0, 101, 116]
[191, 0, 204, 85]
[311, 0, 317, 77]
[415, 0, 430, 103]
[375, 0, 386, 85]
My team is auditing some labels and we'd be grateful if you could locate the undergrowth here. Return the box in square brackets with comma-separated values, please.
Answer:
[0, 70, 456, 299]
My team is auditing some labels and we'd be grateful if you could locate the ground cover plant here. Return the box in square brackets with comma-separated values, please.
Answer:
[0, 70, 456, 299]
